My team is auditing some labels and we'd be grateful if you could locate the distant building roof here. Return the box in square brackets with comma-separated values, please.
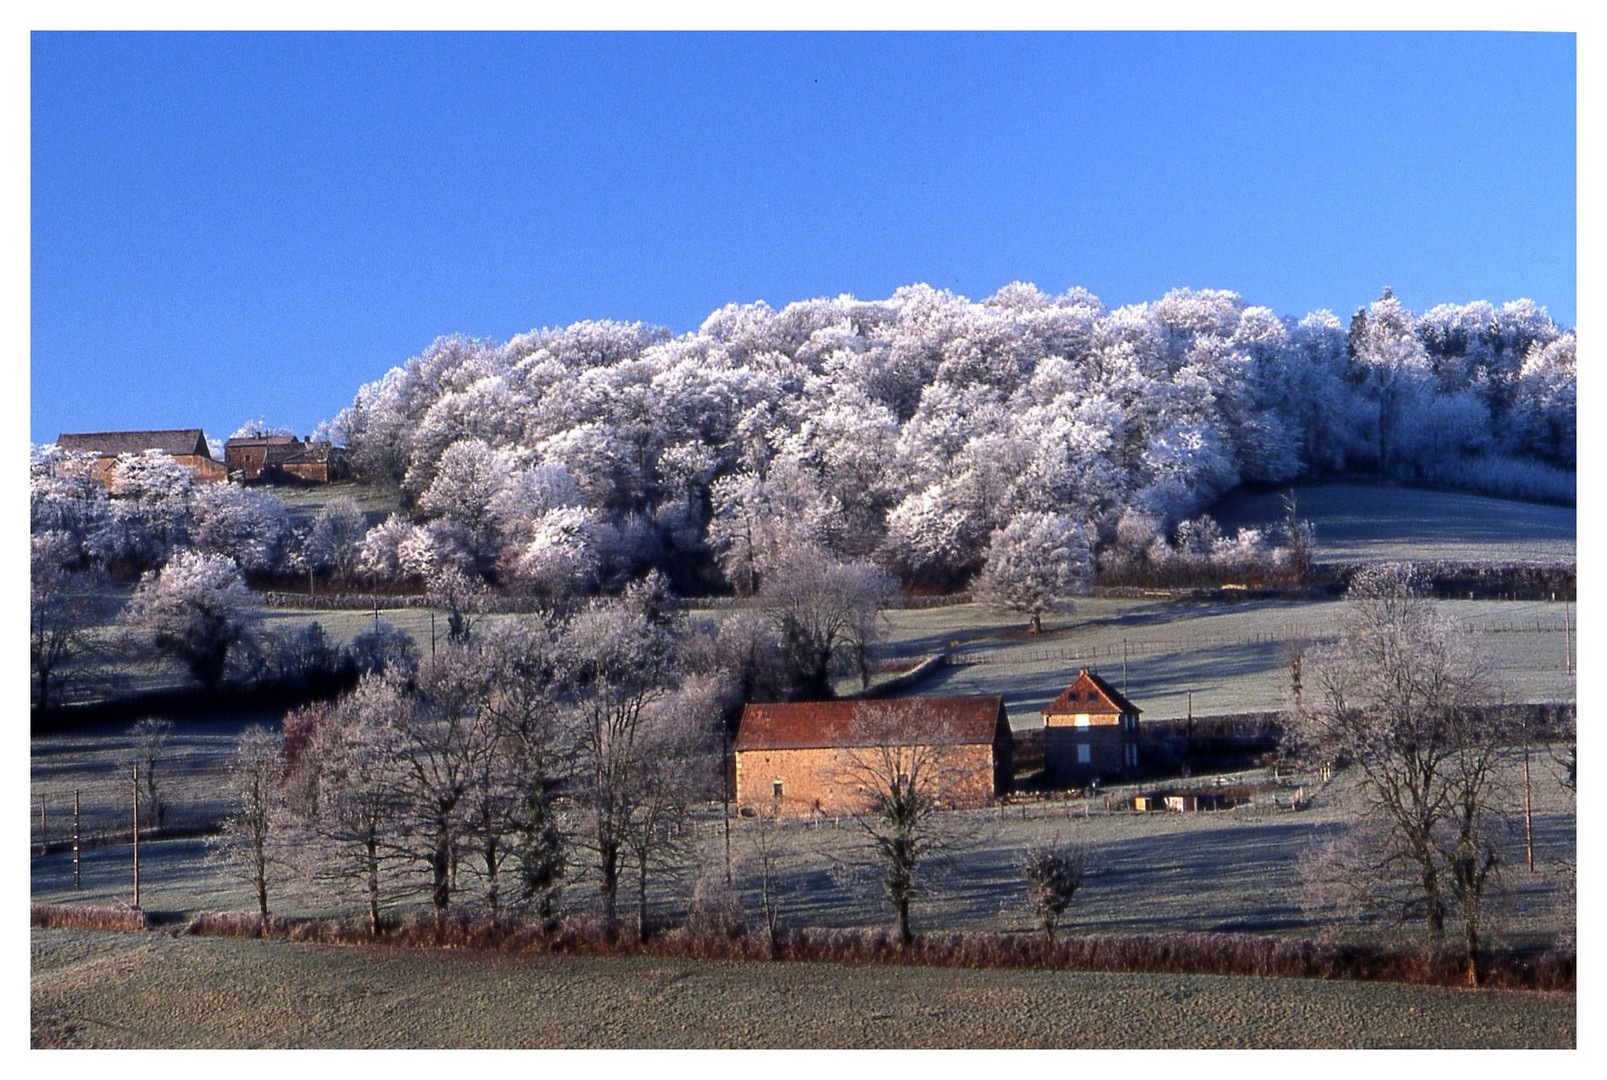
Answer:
[1044, 668, 1142, 717]
[224, 434, 298, 449]
[57, 429, 213, 459]
[735, 696, 1007, 752]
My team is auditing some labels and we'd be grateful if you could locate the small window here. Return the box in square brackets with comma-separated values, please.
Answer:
[1077, 743, 1091, 765]
[773, 780, 784, 799]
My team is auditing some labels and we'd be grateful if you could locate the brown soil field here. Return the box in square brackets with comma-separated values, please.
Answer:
[30, 928, 1574, 1049]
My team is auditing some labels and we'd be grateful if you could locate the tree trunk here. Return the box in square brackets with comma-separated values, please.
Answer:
[637, 849, 650, 942]
[485, 836, 500, 918]
[366, 838, 380, 936]
[600, 843, 620, 937]
[432, 835, 452, 924]
[1423, 866, 1446, 944]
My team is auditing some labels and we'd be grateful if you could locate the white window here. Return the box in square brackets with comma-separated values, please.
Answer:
[1074, 713, 1090, 728]
[1077, 743, 1091, 765]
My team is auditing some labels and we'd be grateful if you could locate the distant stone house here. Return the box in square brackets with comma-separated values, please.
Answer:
[1041, 668, 1141, 788]
[55, 429, 226, 486]
[225, 435, 347, 484]
[733, 696, 1014, 817]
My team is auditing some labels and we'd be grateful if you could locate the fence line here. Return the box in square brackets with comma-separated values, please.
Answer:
[950, 622, 1571, 668]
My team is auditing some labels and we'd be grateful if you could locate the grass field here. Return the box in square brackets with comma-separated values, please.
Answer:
[874, 597, 1576, 730]
[1210, 482, 1576, 566]
[262, 478, 404, 526]
[29, 928, 1575, 1049]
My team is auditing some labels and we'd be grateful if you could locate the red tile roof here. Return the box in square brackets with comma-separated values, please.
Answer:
[735, 696, 1007, 752]
[1043, 669, 1141, 717]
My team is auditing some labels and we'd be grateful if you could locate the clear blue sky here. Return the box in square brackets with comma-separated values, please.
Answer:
[30, 31, 1577, 446]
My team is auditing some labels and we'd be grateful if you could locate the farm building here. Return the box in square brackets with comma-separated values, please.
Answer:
[54, 429, 226, 486]
[224, 434, 347, 483]
[1041, 668, 1141, 788]
[733, 697, 1013, 817]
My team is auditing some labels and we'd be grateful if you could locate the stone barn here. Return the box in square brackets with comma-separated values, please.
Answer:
[1041, 668, 1141, 788]
[55, 429, 226, 486]
[733, 696, 1013, 817]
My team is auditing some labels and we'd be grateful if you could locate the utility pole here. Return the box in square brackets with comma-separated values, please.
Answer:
[1122, 638, 1129, 696]
[722, 723, 733, 884]
[72, 790, 81, 891]
[1565, 598, 1573, 676]
[132, 765, 141, 909]
[1523, 741, 1535, 872]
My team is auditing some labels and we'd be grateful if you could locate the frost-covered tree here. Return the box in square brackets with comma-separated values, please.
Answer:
[31, 448, 110, 561]
[303, 496, 369, 582]
[94, 450, 197, 572]
[124, 551, 259, 689]
[1348, 292, 1436, 476]
[1292, 564, 1509, 985]
[280, 679, 407, 934]
[972, 513, 1094, 633]
[189, 483, 291, 574]
[416, 438, 512, 569]
[510, 506, 611, 600]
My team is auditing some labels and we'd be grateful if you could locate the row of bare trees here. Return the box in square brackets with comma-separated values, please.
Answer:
[215, 581, 720, 939]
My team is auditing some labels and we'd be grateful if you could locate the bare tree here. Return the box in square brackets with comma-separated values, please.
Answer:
[281, 677, 408, 934]
[465, 621, 570, 919]
[126, 718, 174, 832]
[832, 704, 979, 946]
[30, 531, 112, 713]
[390, 644, 498, 924]
[1280, 490, 1318, 584]
[212, 725, 286, 922]
[1291, 563, 1511, 984]
[759, 544, 896, 698]
[746, 800, 788, 944]
[1021, 843, 1093, 943]
[619, 711, 709, 940]
[562, 595, 681, 935]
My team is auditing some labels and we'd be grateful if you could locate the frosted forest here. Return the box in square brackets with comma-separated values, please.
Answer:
[34, 283, 1576, 607]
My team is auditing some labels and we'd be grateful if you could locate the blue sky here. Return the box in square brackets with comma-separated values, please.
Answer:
[30, 31, 1577, 446]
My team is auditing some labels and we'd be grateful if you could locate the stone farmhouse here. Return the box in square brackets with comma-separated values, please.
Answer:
[733, 696, 1013, 817]
[1042, 668, 1141, 788]
[224, 434, 347, 484]
[54, 429, 226, 486]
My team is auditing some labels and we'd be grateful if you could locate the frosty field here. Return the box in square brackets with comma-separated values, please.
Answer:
[30, 928, 1575, 1049]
